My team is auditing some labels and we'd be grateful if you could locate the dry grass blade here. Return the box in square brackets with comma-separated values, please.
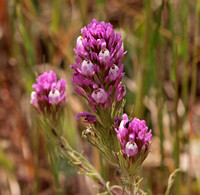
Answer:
[165, 169, 180, 195]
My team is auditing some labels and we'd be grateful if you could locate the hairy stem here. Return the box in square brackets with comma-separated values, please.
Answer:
[49, 144, 61, 195]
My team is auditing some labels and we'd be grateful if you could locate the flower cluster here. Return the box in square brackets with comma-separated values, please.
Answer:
[70, 19, 152, 189]
[71, 19, 126, 109]
[30, 70, 66, 115]
[30, 19, 153, 193]
[116, 114, 152, 159]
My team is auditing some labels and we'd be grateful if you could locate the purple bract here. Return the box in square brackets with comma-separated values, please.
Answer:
[76, 112, 97, 123]
[71, 19, 126, 109]
[115, 114, 152, 158]
[30, 70, 66, 114]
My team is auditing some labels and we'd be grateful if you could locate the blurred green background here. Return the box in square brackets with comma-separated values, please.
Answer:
[0, 0, 200, 194]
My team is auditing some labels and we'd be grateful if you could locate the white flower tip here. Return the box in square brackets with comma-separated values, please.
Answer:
[81, 60, 94, 75]
[76, 36, 83, 48]
[48, 89, 60, 104]
[99, 49, 110, 62]
[109, 64, 120, 80]
[125, 142, 138, 156]
[31, 91, 36, 99]
[91, 88, 108, 104]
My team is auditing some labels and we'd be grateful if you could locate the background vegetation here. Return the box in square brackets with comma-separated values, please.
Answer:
[0, 0, 200, 194]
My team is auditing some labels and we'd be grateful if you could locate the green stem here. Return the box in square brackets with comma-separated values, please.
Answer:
[154, 0, 165, 170]
[135, 0, 152, 119]
[50, 0, 61, 33]
[38, 122, 121, 194]
[58, 137, 120, 195]
[158, 96, 164, 169]
[135, 69, 145, 118]
[188, 1, 200, 194]
[174, 44, 180, 195]
[34, 127, 39, 195]
[100, 153, 106, 180]
[16, 4, 35, 67]
[49, 144, 61, 195]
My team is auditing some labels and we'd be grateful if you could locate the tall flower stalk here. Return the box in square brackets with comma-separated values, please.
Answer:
[71, 19, 152, 193]
[71, 19, 126, 163]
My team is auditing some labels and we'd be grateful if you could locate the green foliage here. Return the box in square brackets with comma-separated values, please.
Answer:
[0, 148, 14, 172]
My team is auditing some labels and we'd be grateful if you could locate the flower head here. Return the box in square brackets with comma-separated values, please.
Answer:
[116, 114, 152, 159]
[71, 19, 126, 109]
[30, 70, 66, 115]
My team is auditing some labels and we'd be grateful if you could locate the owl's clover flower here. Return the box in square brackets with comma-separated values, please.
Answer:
[71, 19, 126, 109]
[71, 19, 127, 164]
[116, 114, 152, 160]
[30, 70, 66, 115]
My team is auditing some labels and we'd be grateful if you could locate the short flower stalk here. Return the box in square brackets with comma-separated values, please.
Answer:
[30, 70, 67, 195]
[115, 114, 152, 192]
[31, 71, 121, 194]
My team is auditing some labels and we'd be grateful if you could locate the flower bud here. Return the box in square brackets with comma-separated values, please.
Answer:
[116, 114, 152, 158]
[48, 89, 61, 104]
[81, 60, 94, 76]
[91, 88, 108, 104]
[125, 142, 138, 157]
[99, 49, 110, 62]
[30, 91, 39, 110]
[115, 83, 126, 101]
[76, 36, 84, 49]
[115, 114, 152, 189]
[109, 64, 120, 81]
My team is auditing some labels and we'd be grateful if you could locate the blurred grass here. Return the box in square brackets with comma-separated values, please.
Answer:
[0, 148, 14, 172]
[0, 0, 200, 194]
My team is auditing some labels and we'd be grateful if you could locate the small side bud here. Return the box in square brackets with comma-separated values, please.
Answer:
[30, 91, 37, 105]
[76, 36, 84, 49]
[30, 91, 40, 112]
[115, 83, 126, 101]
